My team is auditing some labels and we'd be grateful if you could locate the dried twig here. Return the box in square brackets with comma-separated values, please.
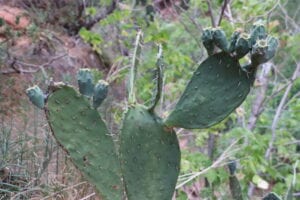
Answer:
[0, 53, 68, 75]
[176, 138, 242, 189]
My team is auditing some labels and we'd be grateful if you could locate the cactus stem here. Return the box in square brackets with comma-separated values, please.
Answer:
[149, 44, 164, 112]
[129, 30, 143, 105]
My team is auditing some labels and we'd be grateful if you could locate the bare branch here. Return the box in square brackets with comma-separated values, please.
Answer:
[217, 0, 229, 26]
[176, 137, 242, 189]
[248, 62, 300, 197]
[247, 63, 272, 131]
[265, 63, 300, 159]
[206, 0, 216, 27]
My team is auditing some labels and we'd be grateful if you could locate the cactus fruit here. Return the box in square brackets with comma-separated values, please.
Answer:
[263, 192, 282, 200]
[250, 21, 267, 45]
[235, 33, 251, 59]
[251, 36, 279, 65]
[77, 68, 94, 97]
[93, 80, 109, 109]
[212, 27, 228, 52]
[201, 28, 214, 55]
[228, 30, 242, 53]
[120, 105, 180, 200]
[46, 85, 122, 200]
[26, 85, 45, 109]
[202, 27, 229, 55]
[165, 52, 255, 129]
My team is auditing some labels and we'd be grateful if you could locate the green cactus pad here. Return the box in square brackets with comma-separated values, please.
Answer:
[93, 80, 109, 109]
[26, 85, 45, 109]
[120, 105, 180, 200]
[46, 85, 122, 200]
[77, 68, 94, 97]
[262, 192, 282, 200]
[165, 52, 255, 129]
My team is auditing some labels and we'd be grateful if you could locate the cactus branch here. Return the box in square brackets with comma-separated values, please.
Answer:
[149, 44, 164, 112]
[128, 30, 143, 105]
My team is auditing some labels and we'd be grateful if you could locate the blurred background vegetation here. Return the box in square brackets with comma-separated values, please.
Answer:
[0, 0, 299, 199]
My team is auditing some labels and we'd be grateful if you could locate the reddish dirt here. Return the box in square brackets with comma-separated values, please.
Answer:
[0, 5, 30, 29]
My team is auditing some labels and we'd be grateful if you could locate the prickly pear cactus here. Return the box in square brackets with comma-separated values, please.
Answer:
[26, 23, 278, 200]
[165, 23, 278, 129]
[120, 105, 180, 200]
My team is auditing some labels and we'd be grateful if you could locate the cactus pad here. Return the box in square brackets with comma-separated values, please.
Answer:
[120, 105, 180, 200]
[165, 52, 255, 129]
[46, 85, 122, 200]
[93, 80, 109, 109]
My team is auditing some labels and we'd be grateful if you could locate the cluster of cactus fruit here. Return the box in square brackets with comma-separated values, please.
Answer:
[27, 23, 279, 200]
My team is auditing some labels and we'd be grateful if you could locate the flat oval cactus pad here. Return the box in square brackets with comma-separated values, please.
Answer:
[120, 105, 180, 200]
[46, 85, 122, 200]
[165, 52, 255, 129]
